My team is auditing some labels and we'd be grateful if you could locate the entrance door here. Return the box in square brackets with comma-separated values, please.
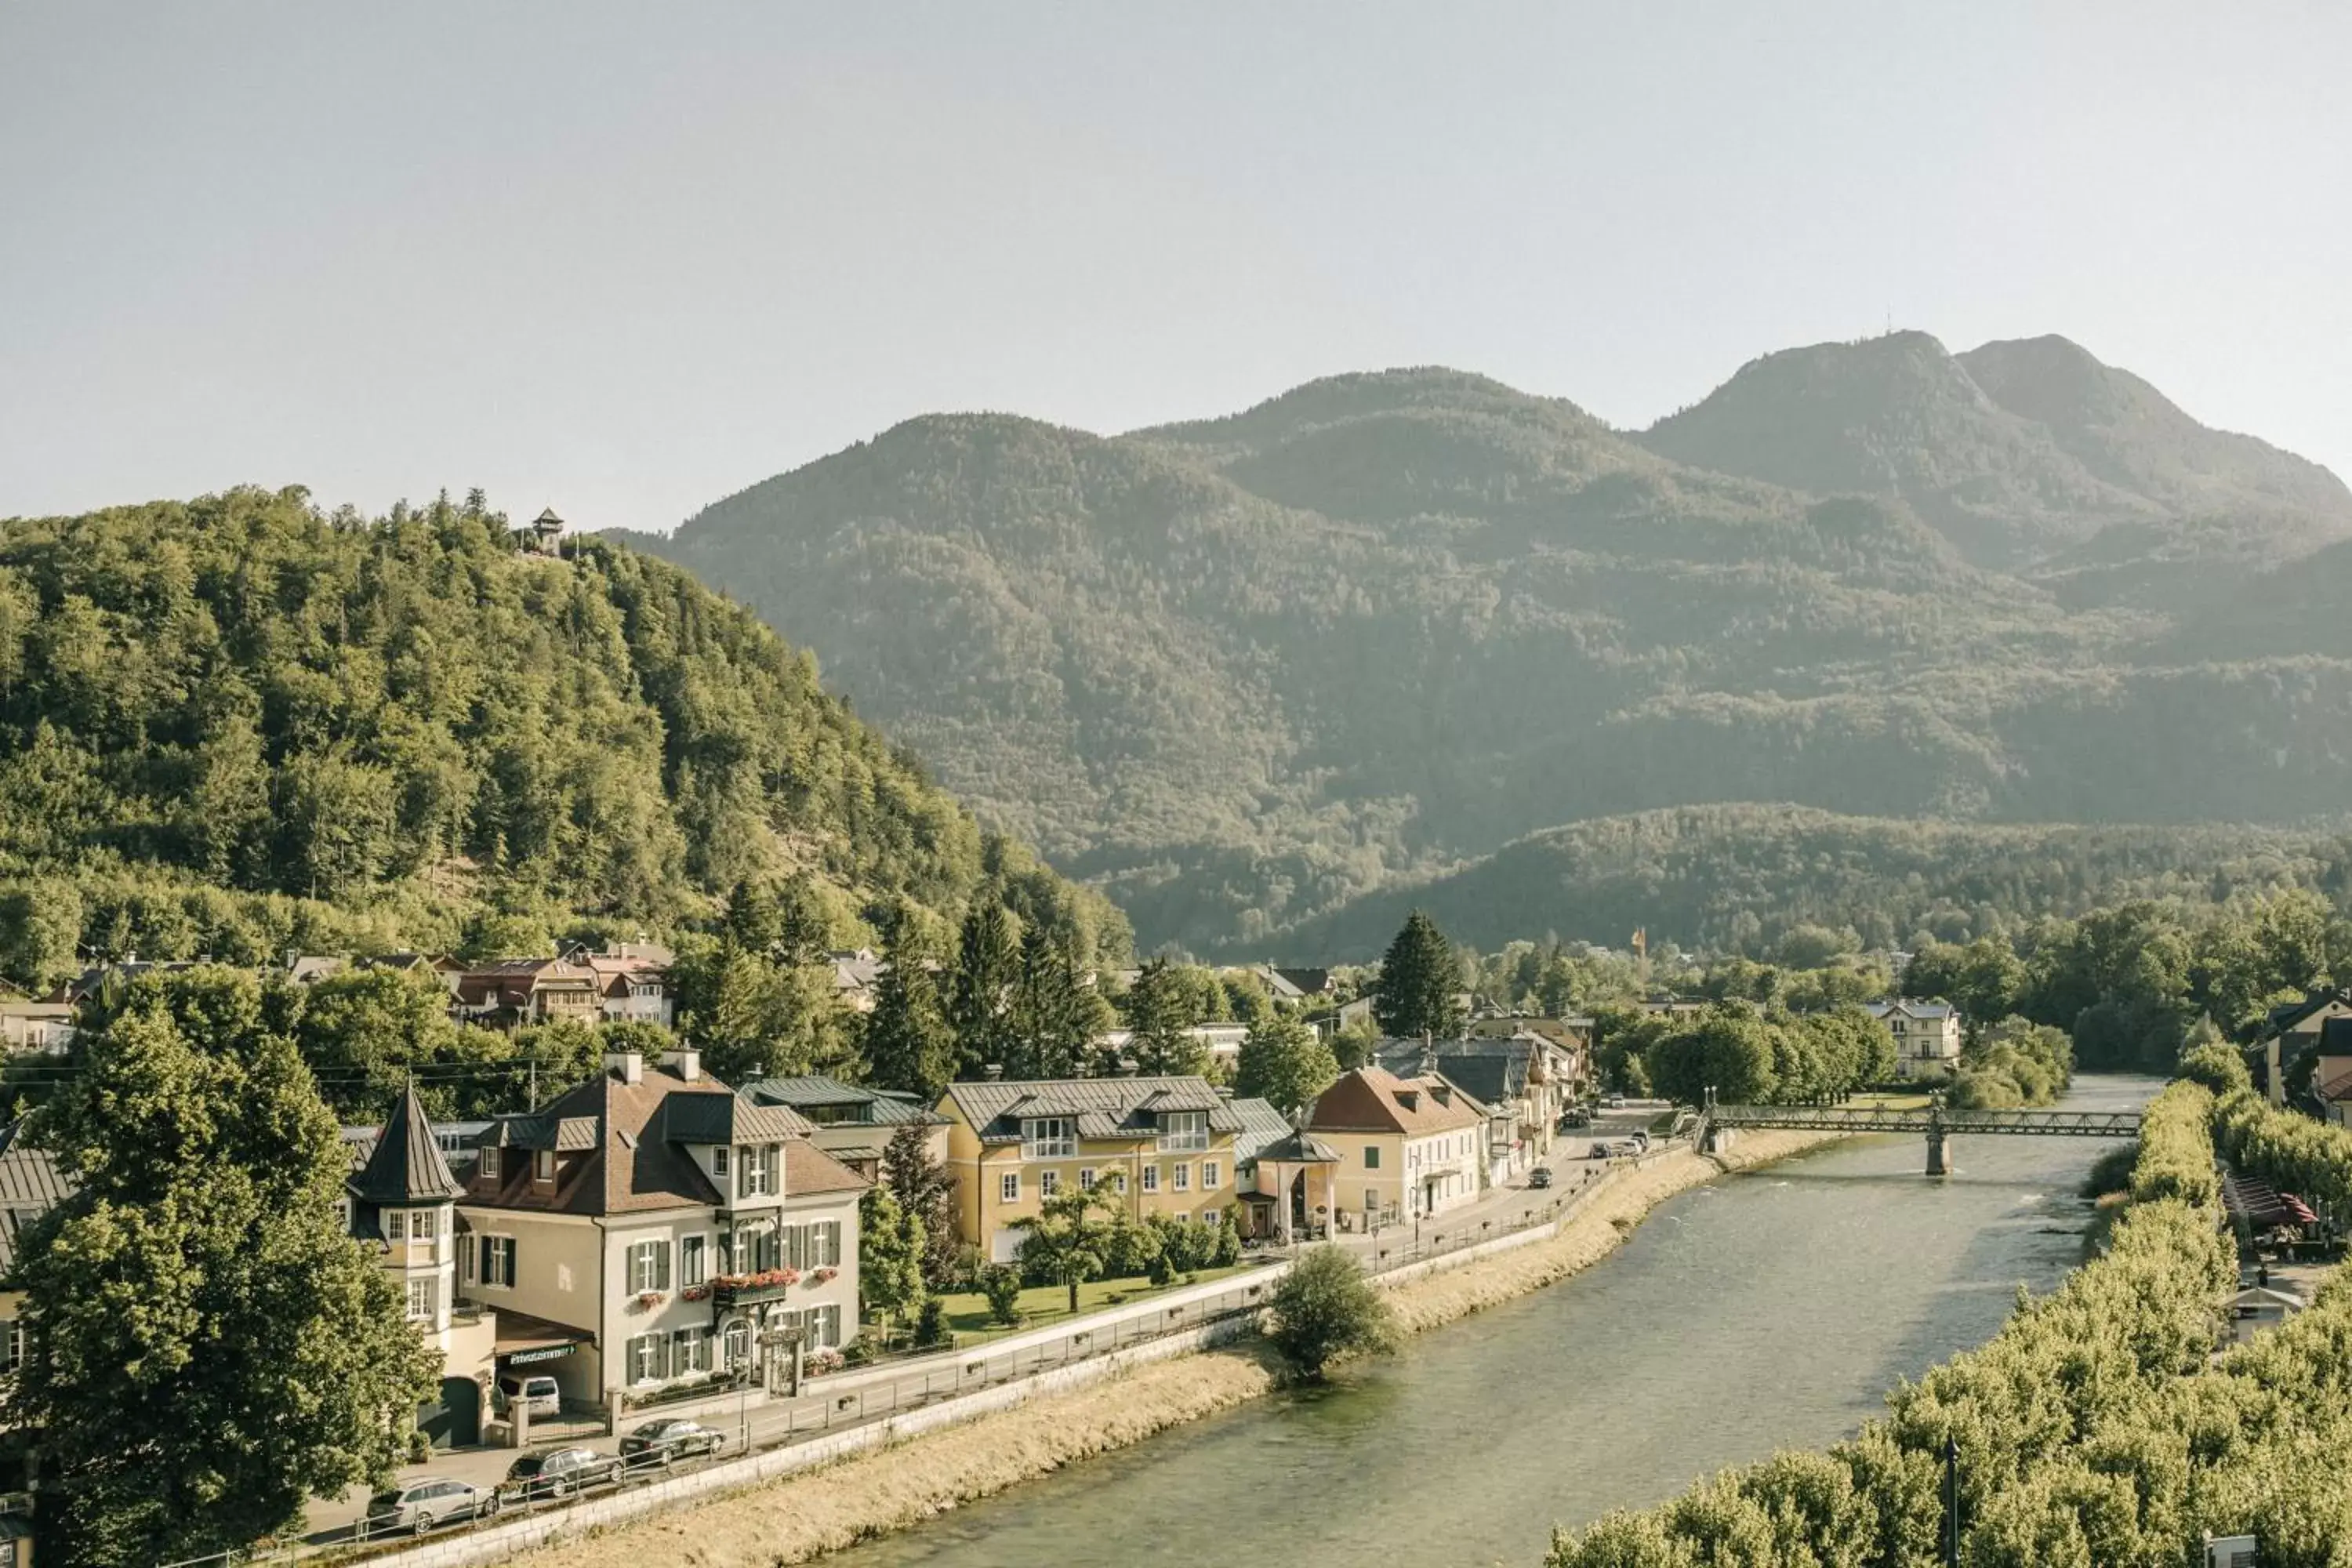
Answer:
[417, 1375, 481, 1449]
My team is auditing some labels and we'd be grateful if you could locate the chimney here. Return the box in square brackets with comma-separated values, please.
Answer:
[983, 1064, 1004, 1082]
[606, 1049, 644, 1085]
[662, 1048, 701, 1082]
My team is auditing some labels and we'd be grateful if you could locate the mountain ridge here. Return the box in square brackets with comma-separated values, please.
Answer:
[625, 332, 2352, 952]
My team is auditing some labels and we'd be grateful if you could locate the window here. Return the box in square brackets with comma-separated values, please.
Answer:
[681, 1235, 707, 1287]
[410, 1208, 438, 1241]
[1000, 1171, 1021, 1203]
[1156, 1112, 1208, 1152]
[1078, 1167, 1097, 1189]
[628, 1332, 666, 1384]
[1364, 1146, 1381, 1170]
[480, 1146, 500, 1182]
[1202, 1161, 1221, 1190]
[1173, 1163, 1191, 1192]
[1109, 1170, 1127, 1193]
[460, 1238, 477, 1285]
[386, 1210, 406, 1242]
[1040, 1169, 1060, 1199]
[711, 1145, 731, 1180]
[736, 1144, 779, 1200]
[1202, 1208, 1221, 1225]
[628, 1240, 672, 1293]
[1, 1320, 21, 1374]
[533, 1149, 556, 1182]
[478, 1236, 516, 1288]
[1021, 1118, 1076, 1159]
[814, 1221, 841, 1267]
[672, 1325, 710, 1374]
[405, 1276, 437, 1323]
[721, 1320, 750, 1369]
[1140, 1164, 1160, 1193]
[805, 1304, 842, 1348]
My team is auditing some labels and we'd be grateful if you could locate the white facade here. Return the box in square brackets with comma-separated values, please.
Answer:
[1870, 1000, 1963, 1080]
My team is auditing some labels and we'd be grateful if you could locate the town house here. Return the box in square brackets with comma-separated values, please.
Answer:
[344, 1086, 499, 1446]
[456, 1048, 865, 1415]
[1867, 999, 1964, 1080]
[1301, 1067, 1488, 1229]
[935, 1076, 1244, 1263]
[451, 958, 604, 1029]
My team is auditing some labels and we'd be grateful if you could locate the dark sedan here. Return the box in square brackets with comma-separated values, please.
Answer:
[619, 1418, 728, 1466]
[504, 1445, 623, 1498]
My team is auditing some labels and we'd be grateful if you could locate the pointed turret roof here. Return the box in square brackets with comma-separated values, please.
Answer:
[352, 1085, 463, 1206]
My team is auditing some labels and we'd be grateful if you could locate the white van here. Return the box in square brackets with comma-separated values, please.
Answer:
[493, 1373, 561, 1417]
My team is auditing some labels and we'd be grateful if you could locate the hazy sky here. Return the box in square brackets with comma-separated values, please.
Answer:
[5, 3, 2347, 532]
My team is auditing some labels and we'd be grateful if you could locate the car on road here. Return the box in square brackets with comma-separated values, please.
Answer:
[620, 1417, 728, 1466]
[1605, 1094, 1627, 1109]
[362, 1478, 499, 1537]
[1591, 1141, 1615, 1160]
[493, 1373, 561, 1418]
[504, 1445, 623, 1498]
[1559, 1108, 1591, 1130]
[1528, 1167, 1554, 1189]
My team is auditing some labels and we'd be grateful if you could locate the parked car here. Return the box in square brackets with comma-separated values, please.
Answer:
[620, 1417, 728, 1466]
[1528, 1166, 1554, 1189]
[1559, 1108, 1592, 1130]
[493, 1373, 561, 1418]
[362, 1478, 499, 1537]
[1591, 1142, 1614, 1160]
[504, 1445, 623, 1498]
[1605, 1094, 1628, 1109]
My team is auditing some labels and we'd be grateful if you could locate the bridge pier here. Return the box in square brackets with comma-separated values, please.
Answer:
[1926, 1129, 1955, 1177]
[1704, 1125, 1735, 1156]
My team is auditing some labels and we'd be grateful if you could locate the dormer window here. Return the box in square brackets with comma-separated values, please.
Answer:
[1021, 1118, 1075, 1159]
[533, 1149, 556, 1183]
[712, 1145, 731, 1180]
[1156, 1112, 1208, 1152]
[481, 1147, 500, 1182]
[735, 1144, 780, 1199]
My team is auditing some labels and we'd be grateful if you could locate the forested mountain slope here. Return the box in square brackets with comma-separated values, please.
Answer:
[627, 336, 2352, 953]
[1272, 804, 2352, 960]
[0, 486, 1123, 985]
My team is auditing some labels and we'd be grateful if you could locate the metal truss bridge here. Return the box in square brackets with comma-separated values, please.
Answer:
[1700, 1098, 2140, 1175]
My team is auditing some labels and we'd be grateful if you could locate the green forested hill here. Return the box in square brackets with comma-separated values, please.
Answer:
[0, 486, 1124, 985]
[622, 336, 2352, 953]
[1270, 804, 2352, 960]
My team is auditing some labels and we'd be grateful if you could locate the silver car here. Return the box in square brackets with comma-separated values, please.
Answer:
[362, 1477, 500, 1537]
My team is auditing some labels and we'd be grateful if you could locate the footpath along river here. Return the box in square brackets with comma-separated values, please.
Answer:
[824, 1073, 2160, 1568]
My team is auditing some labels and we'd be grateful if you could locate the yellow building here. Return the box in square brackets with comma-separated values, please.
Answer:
[1301, 1066, 1487, 1230]
[936, 1077, 1244, 1262]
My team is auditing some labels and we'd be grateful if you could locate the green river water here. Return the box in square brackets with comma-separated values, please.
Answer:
[828, 1074, 2158, 1568]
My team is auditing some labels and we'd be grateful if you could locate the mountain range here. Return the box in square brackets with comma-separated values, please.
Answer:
[619, 331, 2352, 957]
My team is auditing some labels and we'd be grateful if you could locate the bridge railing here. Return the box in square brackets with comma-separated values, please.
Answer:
[1706, 1105, 2141, 1138]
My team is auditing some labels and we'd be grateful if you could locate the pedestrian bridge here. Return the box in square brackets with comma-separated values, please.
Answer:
[1699, 1099, 2140, 1175]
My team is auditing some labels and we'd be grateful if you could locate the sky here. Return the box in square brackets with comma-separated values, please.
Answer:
[3, 3, 2347, 532]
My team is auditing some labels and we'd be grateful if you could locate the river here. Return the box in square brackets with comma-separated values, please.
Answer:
[829, 1074, 2158, 1568]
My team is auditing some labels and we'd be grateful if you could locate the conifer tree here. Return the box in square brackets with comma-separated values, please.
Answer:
[863, 902, 953, 1098]
[1372, 909, 1465, 1040]
[949, 901, 1020, 1078]
[1124, 957, 1206, 1075]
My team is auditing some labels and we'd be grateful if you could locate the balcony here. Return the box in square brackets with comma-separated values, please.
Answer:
[709, 1269, 799, 1307]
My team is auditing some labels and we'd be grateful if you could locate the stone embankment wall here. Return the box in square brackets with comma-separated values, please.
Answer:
[449, 1132, 1834, 1568]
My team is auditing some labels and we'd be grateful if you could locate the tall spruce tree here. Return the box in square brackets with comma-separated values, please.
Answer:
[863, 902, 953, 1098]
[14, 969, 437, 1566]
[1372, 909, 1465, 1040]
[1009, 922, 1095, 1079]
[949, 901, 1020, 1078]
[1124, 956, 1206, 1075]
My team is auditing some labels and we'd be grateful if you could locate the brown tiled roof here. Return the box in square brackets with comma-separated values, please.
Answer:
[1303, 1067, 1486, 1136]
[785, 1141, 869, 1196]
[465, 1062, 734, 1216]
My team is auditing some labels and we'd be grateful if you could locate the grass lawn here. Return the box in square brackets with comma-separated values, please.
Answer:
[924, 1264, 1261, 1345]
[1846, 1091, 1933, 1110]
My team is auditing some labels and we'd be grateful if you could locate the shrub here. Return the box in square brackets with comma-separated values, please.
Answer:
[978, 1264, 1023, 1327]
[2176, 1042, 2253, 1098]
[913, 1295, 949, 1348]
[1264, 1245, 1396, 1381]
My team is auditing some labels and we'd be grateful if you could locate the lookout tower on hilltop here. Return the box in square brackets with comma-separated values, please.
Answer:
[521, 506, 567, 556]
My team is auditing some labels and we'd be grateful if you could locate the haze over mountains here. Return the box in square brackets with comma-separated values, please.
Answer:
[624, 332, 2352, 956]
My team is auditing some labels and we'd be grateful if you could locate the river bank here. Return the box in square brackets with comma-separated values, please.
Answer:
[502, 1131, 1836, 1568]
